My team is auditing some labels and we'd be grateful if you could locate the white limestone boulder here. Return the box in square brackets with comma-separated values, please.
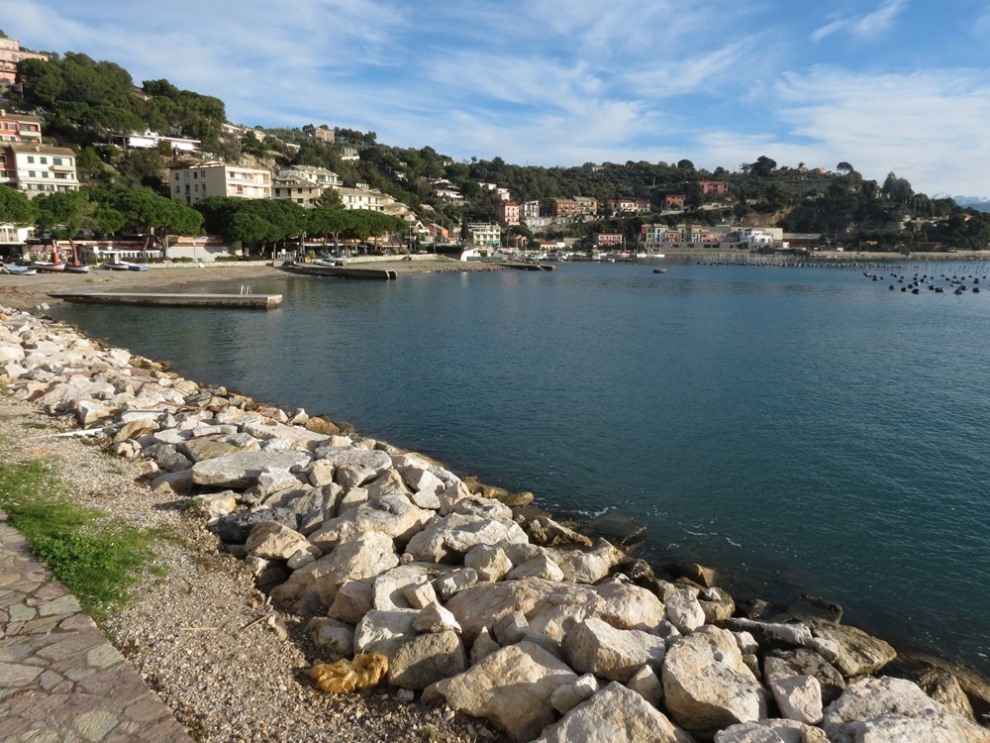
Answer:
[714, 719, 829, 742]
[563, 617, 667, 683]
[822, 676, 990, 743]
[191, 449, 312, 489]
[423, 641, 578, 742]
[404, 512, 529, 564]
[662, 625, 769, 739]
[533, 682, 694, 743]
[270, 530, 399, 611]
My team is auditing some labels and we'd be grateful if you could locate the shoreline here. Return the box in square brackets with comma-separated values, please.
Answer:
[3, 249, 988, 312]
[4, 268, 990, 739]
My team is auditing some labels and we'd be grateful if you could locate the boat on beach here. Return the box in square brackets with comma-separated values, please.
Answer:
[64, 263, 91, 274]
[1, 264, 37, 275]
[33, 261, 66, 273]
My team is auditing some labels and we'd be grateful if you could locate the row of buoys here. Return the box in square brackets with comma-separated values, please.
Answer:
[872, 267, 988, 296]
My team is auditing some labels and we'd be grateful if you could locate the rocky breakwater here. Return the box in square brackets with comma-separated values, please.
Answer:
[2, 304, 990, 743]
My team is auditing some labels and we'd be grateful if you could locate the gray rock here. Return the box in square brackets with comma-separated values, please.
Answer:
[353, 609, 418, 656]
[388, 630, 467, 690]
[714, 719, 829, 743]
[550, 673, 599, 715]
[207, 508, 300, 544]
[808, 618, 897, 677]
[307, 617, 355, 660]
[191, 449, 312, 489]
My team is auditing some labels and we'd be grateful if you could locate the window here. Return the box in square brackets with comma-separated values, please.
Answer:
[39, 157, 47, 164]
[28, 171, 36, 178]
[42, 171, 49, 178]
[53, 158, 62, 166]
[26, 155, 34, 163]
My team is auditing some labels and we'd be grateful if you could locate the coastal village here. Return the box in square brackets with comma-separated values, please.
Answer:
[3, 29, 990, 743]
[3, 34, 978, 268]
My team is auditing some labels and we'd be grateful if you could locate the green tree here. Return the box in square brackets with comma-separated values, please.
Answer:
[113, 188, 203, 256]
[0, 186, 37, 225]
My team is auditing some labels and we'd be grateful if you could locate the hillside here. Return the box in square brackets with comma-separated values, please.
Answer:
[5, 48, 990, 251]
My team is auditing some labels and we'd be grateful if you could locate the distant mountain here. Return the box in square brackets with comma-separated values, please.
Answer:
[950, 197, 990, 213]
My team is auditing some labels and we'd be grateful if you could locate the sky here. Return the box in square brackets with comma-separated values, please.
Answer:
[6, 0, 990, 197]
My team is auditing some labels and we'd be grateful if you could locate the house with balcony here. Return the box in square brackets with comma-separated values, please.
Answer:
[552, 198, 581, 218]
[278, 164, 340, 188]
[1, 143, 79, 197]
[302, 124, 335, 144]
[468, 223, 501, 247]
[272, 177, 325, 208]
[336, 186, 383, 211]
[574, 196, 599, 216]
[698, 180, 728, 196]
[0, 38, 49, 85]
[662, 194, 686, 211]
[110, 129, 201, 153]
[0, 110, 42, 144]
[593, 233, 623, 248]
[169, 161, 272, 206]
[605, 197, 652, 214]
[520, 200, 541, 220]
[497, 201, 520, 226]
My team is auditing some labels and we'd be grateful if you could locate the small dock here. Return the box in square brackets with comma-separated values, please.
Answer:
[280, 263, 396, 280]
[48, 292, 283, 309]
[496, 262, 556, 271]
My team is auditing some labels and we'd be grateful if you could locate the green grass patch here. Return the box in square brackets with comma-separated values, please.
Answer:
[0, 459, 164, 621]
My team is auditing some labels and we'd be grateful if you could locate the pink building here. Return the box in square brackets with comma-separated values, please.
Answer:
[0, 110, 43, 144]
[0, 38, 49, 85]
[498, 201, 520, 226]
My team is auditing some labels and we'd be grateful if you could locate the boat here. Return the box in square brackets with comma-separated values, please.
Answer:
[33, 261, 66, 272]
[1, 264, 36, 275]
[64, 263, 91, 274]
[653, 268, 667, 274]
[101, 260, 147, 271]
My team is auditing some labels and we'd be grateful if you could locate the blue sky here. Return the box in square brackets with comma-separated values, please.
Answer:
[7, 0, 990, 197]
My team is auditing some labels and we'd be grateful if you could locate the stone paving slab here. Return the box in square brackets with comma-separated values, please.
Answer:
[0, 516, 194, 742]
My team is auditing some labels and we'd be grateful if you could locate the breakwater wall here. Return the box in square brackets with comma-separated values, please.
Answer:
[1, 304, 989, 742]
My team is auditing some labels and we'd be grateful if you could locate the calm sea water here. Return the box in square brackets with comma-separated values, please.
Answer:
[52, 259, 990, 673]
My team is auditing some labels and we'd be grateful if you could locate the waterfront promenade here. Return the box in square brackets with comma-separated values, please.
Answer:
[0, 512, 195, 742]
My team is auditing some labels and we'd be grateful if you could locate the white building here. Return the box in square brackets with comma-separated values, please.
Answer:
[468, 222, 501, 247]
[112, 130, 201, 153]
[169, 162, 272, 206]
[336, 186, 384, 211]
[1, 143, 79, 197]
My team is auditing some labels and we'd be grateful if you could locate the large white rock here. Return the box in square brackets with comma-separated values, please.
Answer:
[271, 530, 398, 610]
[770, 674, 823, 725]
[244, 521, 311, 560]
[662, 625, 769, 739]
[388, 630, 466, 690]
[353, 609, 418, 656]
[547, 540, 626, 583]
[423, 641, 578, 742]
[563, 617, 667, 683]
[665, 586, 707, 633]
[823, 676, 990, 743]
[714, 719, 829, 742]
[191, 449, 312, 488]
[533, 682, 694, 743]
[404, 512, 529, 563]
[808, 619, 897, 677]
[309, 495, 433, 551]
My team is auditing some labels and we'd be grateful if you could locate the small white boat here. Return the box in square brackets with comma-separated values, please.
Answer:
[2, 264, 37, 275]
[33, 261, 66, 272]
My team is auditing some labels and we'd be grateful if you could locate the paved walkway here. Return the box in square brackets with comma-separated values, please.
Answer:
[0, 513, 194, 742]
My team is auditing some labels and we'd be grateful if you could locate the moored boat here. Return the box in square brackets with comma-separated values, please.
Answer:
[1, 264, 37, 275]
[33, 261, 66, 272]
[65, 263, 91, 274]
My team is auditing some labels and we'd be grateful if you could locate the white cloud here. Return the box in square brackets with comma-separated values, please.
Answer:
[812, 0, 907, 43]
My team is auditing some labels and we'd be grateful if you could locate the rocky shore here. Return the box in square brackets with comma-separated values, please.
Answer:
[2, 305, 990, 743]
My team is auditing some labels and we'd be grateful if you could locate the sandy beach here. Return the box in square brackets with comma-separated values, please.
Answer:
[0, 257, 500, 312]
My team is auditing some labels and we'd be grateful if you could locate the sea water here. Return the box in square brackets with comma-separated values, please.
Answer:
[52, 259, 990, 673]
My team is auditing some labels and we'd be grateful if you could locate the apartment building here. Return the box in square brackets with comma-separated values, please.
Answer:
[1, 143, 79, 197]
[169, 162, 271, 206]
[0, 110, 42, 144]
[0, 38, 49, 85]
[336, 186, 383, 211]
[497, 201, 520, 226]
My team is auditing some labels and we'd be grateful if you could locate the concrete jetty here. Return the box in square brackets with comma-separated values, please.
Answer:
[47, 292, 283, 309]
[279, 263, 397, 280]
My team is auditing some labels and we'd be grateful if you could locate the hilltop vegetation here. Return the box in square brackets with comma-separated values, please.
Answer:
[5, 48, 990, 251]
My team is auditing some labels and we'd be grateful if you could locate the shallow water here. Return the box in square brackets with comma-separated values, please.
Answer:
[54, 258, 990, 673]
